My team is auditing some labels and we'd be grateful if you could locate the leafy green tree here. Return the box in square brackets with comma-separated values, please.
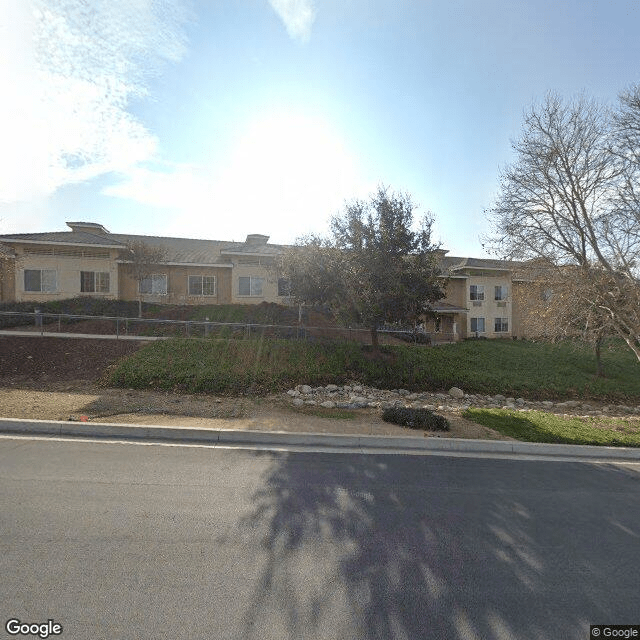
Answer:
[282, 186, 445, 348]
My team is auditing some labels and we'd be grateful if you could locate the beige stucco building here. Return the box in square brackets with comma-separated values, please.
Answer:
[0, 221, 524, 341]
[0, 222, 288, 308]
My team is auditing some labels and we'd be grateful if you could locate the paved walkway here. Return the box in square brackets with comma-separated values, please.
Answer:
[0, 329, 163, 341]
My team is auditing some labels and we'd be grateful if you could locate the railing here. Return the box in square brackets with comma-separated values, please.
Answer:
[0, 311, 452, 345]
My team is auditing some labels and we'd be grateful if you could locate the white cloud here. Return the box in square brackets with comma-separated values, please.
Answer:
[0, 0, 190, 207]
[268, 0, 316, 42]
[103, 111, 374, 242]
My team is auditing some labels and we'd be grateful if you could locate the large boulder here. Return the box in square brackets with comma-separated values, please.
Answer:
[448, 387, 464, 399]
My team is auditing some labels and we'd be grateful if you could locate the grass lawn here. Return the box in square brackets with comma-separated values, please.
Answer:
[104, 335, 640, 402]
[463, 408, 640, 447]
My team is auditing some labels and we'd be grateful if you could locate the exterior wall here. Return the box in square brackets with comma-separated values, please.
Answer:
[441, 277, 466, 309]
[423, 313, 459, 343]
[464, 273, 513, 338]
[0, 257, 16, 302]
[229, 259, 289, 305]
[511, 280, 532, 338]
[118, 264, 232, 305]
[11, 245, 120, 303]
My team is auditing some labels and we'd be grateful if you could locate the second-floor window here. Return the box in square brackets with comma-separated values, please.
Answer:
[140, 274, 167, 295]
[188, 275, 216, 296]
[238, 276, 263, 296]
[470, 285, 484, 301]
[81, 271, 110, 293]
[494, 285, 508, 300]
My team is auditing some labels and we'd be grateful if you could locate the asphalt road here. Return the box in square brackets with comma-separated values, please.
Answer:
[0, 437, 639, 640]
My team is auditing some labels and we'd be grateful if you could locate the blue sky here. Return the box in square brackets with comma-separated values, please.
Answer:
[2, 0, 639, 256]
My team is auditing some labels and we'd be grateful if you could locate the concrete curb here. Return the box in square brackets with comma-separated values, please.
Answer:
[1, 417, 640, 461]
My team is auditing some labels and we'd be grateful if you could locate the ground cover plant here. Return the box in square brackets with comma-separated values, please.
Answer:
[104, 336, 640, 402]
[463, 408, 640, 447]
[382, 407, 450, 431]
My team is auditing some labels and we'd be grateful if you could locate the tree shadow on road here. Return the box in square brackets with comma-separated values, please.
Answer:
[236, 451, 640, 640]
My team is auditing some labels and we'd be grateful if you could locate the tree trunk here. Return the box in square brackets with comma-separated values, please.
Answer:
[138, 296, 143, 319]
[595, 334, 605, 377]
[370, 326, 379, 350]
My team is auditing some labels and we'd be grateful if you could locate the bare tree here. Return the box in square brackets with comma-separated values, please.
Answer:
[513, 261, 615, 375]
[121, 241, 168, 318]
[485, 90, 640, 362]
[281, 186, 445, 349]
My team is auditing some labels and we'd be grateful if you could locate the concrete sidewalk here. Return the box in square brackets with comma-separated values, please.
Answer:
[1, 417, 640, 462]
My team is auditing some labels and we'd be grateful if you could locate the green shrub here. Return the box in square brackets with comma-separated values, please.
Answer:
[382, 407, 450, 431]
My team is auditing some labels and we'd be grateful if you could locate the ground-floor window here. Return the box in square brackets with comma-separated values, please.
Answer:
[140, 274, 167, 295]
[277, 278, 291, 297]
[435, 316, 441, 332]
[494, 317, 509, 332]
[188, 275, 216, 296]
[238, 276, 263, 296]
[81, 271, 110, 293]
[470, 317, 485, 333]
[24, 269, 56, 293]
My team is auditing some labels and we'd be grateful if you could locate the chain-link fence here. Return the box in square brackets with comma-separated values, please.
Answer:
[0, 311, 455, 345]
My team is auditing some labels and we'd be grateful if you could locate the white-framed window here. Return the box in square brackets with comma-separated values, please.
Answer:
[470, 317, 485, 333]
[140, 274, 167, 295]
[188, 275, 216, 296]
[81, 271, 110, 293]
[24, 269, 56, 293]
[494, 317, 509, 332]
[470, 285, 484, 301]
[238, 276, 263, 297]
[494, 285, 508, 301]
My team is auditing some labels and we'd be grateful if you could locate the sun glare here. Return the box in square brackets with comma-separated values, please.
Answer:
[205, 110, 369, 240]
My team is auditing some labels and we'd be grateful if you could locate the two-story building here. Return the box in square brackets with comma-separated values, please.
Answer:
[0, 222, 289, 307]
[0, 221, 525, 341]
[424, 255, 521, 341]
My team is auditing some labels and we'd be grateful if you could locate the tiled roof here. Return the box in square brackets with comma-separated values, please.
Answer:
[110, 233, 235, 264]
[0, 227, 284, 264]
[0, 223, 523, 272]
[0, 230, 126, 247]
[440, 255, 518, 273]
[220, 242, 287, 257]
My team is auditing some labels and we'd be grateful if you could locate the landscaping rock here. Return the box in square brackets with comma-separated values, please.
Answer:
[285, 381, 640, 419]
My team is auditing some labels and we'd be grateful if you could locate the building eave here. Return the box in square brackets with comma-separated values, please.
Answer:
[3, 238, 125, 250]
